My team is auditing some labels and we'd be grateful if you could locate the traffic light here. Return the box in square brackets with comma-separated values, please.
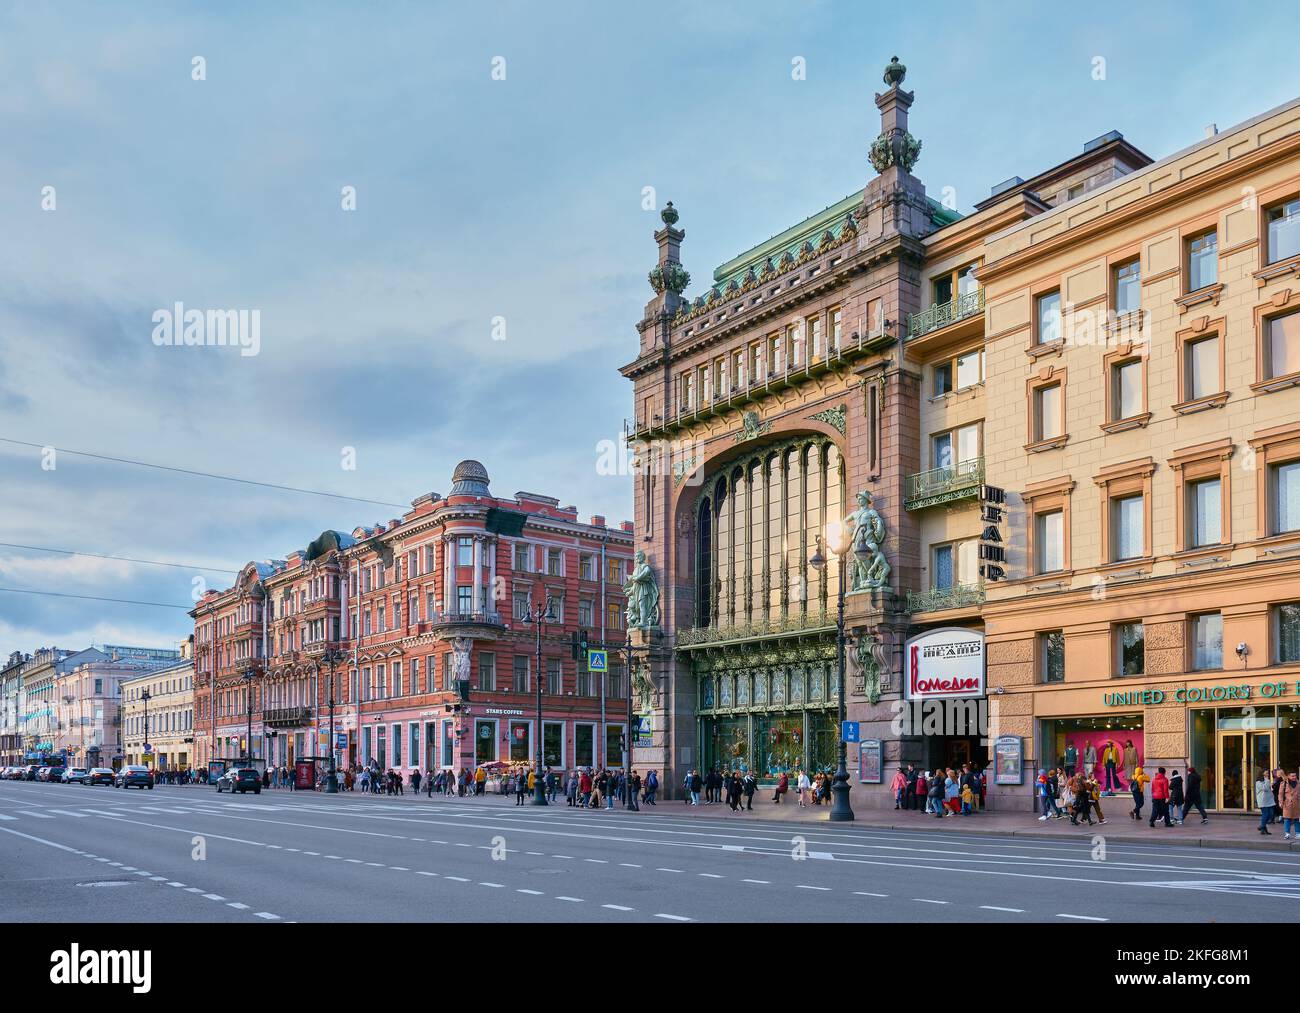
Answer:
[571, 629, 589, 661]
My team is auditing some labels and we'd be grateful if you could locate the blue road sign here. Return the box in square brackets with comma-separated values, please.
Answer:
[587, 649, 608, 672]
[841, 721, 860, 743]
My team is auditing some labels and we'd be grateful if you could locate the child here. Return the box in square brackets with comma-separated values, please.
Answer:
[960, 782, 974, 815]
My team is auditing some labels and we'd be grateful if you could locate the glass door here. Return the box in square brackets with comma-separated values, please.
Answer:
[1218, 731, 1274, 810]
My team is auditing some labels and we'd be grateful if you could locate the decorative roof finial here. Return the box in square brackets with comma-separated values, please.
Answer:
[883, 55, 906, 87]
[660, 201, 680, 227]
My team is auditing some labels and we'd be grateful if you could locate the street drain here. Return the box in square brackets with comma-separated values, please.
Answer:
[77, 880, 132, 888]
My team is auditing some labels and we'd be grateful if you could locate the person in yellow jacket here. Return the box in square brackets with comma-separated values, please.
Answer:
[1129, 766, 1150, 820]
[527, 768, 536, 792]
[475, 765, 486, 796]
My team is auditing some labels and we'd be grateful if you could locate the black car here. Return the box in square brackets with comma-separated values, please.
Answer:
[114, 765, 154, 789]
[40, 766, 66, 783]
[216, 767, 261, 794]
[85, 768, 115, 786]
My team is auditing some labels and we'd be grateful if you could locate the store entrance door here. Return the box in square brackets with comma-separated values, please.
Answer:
[1218, 730, 1273, 810]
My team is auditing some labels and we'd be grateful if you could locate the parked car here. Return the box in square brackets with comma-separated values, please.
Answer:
[62, 767, 89, 784]
[23, 765, 40, 781]
[215, 767, 261, 794]
[85, 768, 115, 786]
[114, 765, 154, 789]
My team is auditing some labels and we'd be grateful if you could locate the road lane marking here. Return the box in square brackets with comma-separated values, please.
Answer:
[227, 902, 249, 910]
[1057, 913, 1107, 921]
[619, 863, 642, 868]
[656, 868, 682, 873]
[254, 912, 281, 920]
[655, 913, 691, 922]
[555, 896, 583, 902]
[797, 885, 831, 891]
[48, 809, 90, 818]
[602, 904, 633, 911]
[698, 872, 724, 879]
[913, 898, 948, 905]
[584, 858, 608, 864]
[445, 876, 470, 882]
[479, 882, 505, 888]
[517, 889, 543, 895]
[981, 905, 1024, 913]
[17, 811, 54, 819]
[204, 894, 225, 901]
[390, 866, 410, 871]
[743, 879, 770, 884]
[854, 891, 888, 897]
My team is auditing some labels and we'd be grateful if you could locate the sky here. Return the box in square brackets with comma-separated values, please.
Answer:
[1, 0, 1297, 657]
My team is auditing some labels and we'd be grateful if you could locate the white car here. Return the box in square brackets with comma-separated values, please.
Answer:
[62, 767, 89, 784]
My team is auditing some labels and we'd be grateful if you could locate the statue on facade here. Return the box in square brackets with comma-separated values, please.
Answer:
[451, 637, 472, 683]
[633, 669, 656, 713]
[850, 634, 888, 705]
[623, 550, 661, 629]
[845, 490, 891, 591]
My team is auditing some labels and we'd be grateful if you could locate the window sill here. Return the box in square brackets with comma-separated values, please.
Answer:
[1100, 413, 1152, 434]
[1253, 252, 1300, 285]
[1172, 391, 1230, 415]
[1027, 339, 1065, 360]
[1249, 370, 1300, 394]
[1104, 310, 1145, 335]
[1176, 283, 1224, 314]
[1025, 434, 1069, 453]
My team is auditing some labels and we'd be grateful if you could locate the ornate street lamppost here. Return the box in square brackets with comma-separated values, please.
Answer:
[241, 669, 255, 769]
[140, 688, 151, 768]
[322, 648, 343, 793]
[523, 594, 557, 806]
[810, 523, 867, 822]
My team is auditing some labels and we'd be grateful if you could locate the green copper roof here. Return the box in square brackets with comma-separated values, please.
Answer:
[710, 192, 962, 294]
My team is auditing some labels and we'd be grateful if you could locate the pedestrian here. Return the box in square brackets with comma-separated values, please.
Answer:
[1069, 772, 1093, 826]
[797, 769, 811, 808]
[1036, 769, 1056, 820]
[645, 769, 658, 805]
[1149, 766, 1173, 828]
[1273, 768, 1285, 824]
[1280, 769, 1300, 840]
[960, 780, 974, 815]
[727, 770, 742, 811]
[1256, 769, 1275, 835]
[904, 764, 919, 811]
[1183, 765, 1208, 825]
[1129, 766, 1148, 820]
[514, 768, 527, 806]
[689, 768, 702, 806]
[1168, 768, 1184, 825]
[565, 770, 577, 806]
[772, 771, 788, 804]
[579, 768, 593, 808]
[628, 770, 641, 811]
[1086, 772, 1106, 824]
[411, 768, 421, 794]
[742, 771, 756, 811]
[891, 767, 907, 810]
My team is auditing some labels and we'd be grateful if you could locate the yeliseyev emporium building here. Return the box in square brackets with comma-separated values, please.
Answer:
[620, 57, 1300, 811]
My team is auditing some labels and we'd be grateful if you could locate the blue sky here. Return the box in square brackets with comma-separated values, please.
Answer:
[1, 0, 1297, 656]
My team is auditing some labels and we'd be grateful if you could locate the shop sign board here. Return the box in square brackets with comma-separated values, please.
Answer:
[1104, 680, 1300, 707]
[903, 628, 985, 700]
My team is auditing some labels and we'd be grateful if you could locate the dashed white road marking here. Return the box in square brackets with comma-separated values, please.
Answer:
[796, 885, 831, 892]
[619, 863, 642, 868]
[254, 912, 281, 920]
[584, 858, 608, 864]
[416, 871, 438, 877]
[390, 866, 410, 871]
[555, 896, 584, 902]
[1057, 913, 1107, 922]
[743, 879, 770, 884]
[203, 893, 225, 901]
[48, 809, 90, 818]
[981, 905, 1024, 913]
[17, 811, 54, 819]
[184, 886, 204, 893]
[602, 904, 633, 911]
[854, 891, 888, 897]
[445, 876, 470, 882]
[913, 898, 949, 905]
[479, 882, 505, 888]
[698, 872, 724, 879]
[227, 902, 249, 910]
[656, 867, 682, 873]
[655, 913, 691, 922]
[517, 889, 543, 895]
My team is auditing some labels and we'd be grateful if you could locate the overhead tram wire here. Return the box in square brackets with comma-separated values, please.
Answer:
[0, 437, 407, 509]
[0, 587, 193, 610]
[0, 542, 241, 575]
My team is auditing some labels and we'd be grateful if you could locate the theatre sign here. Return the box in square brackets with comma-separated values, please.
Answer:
[903, 628, 986, 700]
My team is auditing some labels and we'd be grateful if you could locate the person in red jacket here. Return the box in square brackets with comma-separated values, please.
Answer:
[1149, 766, 1173, 827]
[578, 769, 593, 808]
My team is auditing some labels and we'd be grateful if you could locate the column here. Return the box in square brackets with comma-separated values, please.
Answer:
[472, 535, 483, 616]
[486, 537, 497, 615]
[442, 535, 453, 616]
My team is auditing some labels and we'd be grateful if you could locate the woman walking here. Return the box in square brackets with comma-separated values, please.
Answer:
[797, 769, 812, 808]
[891, 767, 907, 810]
[1256, 769, 1275, 834]
[1280, 769, 1300, 840]
[1129, 766, 1148, 820]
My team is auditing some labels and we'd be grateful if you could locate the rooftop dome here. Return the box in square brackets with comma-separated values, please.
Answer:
[450, 459, 491, 497]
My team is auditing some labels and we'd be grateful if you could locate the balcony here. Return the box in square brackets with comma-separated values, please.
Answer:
[263, 706, 313, 728]
[428, 610, 504, 630]
[904, 457, 985, 510]
[907, 288, 985, 342]
[676, 610, 834, 650]
[906, 582, 986, 614]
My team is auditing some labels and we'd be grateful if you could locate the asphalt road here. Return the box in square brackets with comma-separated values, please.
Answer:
[1, 780, 1297, 923]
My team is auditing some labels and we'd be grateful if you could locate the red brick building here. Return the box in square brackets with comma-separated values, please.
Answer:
[191, 460, 635, 777]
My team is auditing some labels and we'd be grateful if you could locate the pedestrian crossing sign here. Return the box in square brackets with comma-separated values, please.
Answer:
[587, 649, 608, 672]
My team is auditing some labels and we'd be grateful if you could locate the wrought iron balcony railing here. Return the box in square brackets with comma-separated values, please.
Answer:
[907, 288, 985, 340]
[676, 610, 833, 648]
[263, 706, 313, 727]
[906, 582, 986, 614]
[904, 457, 985, 510]
[429, 610, 504, 628]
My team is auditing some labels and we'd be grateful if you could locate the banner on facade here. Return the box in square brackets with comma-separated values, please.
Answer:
[903, 627, 985, 700]
[858, 738, 882, 783]
[993, 735, 1023, 785]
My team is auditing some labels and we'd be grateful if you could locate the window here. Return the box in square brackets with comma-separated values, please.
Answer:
[392, 661, 402, 696]
[1178, 475, 1223, 548]
[1034, 384, 1062, 442]
[829, 307, 842, 351]
[1186, 229, 1218, 291]
[1111, 358, 1143, 420]
[546, 658, 562, 695]
[512, 656, 529, 693]
[1184, 333, 1220, 401]
[456, 537, 474, 566]
[512, 591, 529, 621]
[1036, 290, 1061, 345]
[933, 361, 952, 396]
[1265, 310, 1300, 380]
[1113, 257, 1140, 315]
[933, 349, 983, 396]
[547, 548, 562, 576]
[1111, 493, 1145, 560]
[1266, 197, 1300, 265]
[1190, 613, 1223, 671]
[786, 324, 801, 368]
[932, 540, 977, 590]
[1035, 510, 1064, 573]
[607, 558, 622, 583]
[806, 316, 821, 360]
[766, 333, 783, 375]
[1272, 461, 1300, 534]
[933, 261, 979, 306]
[457, 585, 473, 615]
[1064, 183, 1084, 202]
[606, 602, 624, 631]
[579, 554, 594, 581]
[514, 544, 530, 572]
[1277, 602, 1300, 664]
[681, 371, 695, 410]
[607, 663, 624, 701]
[478, 653, 495, 692]
[1116, 622, 1145, 676]
[747, 342, 761, 383]
[932, 423, 980, 470]
[578, 599, 593, 627]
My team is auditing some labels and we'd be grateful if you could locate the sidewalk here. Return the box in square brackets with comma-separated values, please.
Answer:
[601, 794, 1300, 853]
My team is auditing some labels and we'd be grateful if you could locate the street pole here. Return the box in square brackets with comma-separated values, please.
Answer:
[811, 534, 854, 822]
[325, 650, 339, 793]
[142, 689, 150, 769]
[625, 637, 633, 806]
[243, 669, 254, 769]
[530, 597, 548, 806]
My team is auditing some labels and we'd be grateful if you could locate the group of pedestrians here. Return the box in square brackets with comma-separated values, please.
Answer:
[889, 763, 986, 816]
[679, 768, 758, 810]
[1254, 767, 1300, 836]
[563, 767, 653, 810]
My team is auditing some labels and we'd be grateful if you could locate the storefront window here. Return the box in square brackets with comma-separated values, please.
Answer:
[376, 725, 387, 769]
[1189, 709, 1217, 809]
[475, 720, 496, 764]
[543, 722, 563, 768]
[806, 711, 837, 773]
[1042, 715, 1143, 791]
[509, 721, 530, 762]
[606, 724, 625, 768]
[441, 720, 453, 767]
[575, 724, 594, 768]
[704, 715, 749, 773]
[753, 714, 804, 776]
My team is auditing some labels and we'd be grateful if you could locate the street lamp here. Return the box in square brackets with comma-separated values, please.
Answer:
[241, 669, 255, 769]
[322, 648, 342, 793]
[523, 594, 557, 806]
[140, 688, 151, 769]
[810, 523, 861, 822]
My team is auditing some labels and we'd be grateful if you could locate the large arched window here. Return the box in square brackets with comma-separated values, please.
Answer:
[693, 437, 843, 630]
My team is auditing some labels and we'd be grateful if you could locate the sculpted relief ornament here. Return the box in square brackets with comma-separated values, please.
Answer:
[845, 490, 891, 592]
[623, 550, 661, 629]
[451, 637, 472, 682]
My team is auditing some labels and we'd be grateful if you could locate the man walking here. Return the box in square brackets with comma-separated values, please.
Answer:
[627, 770, 641, 811]
[1183, 764, 1208, 824]
[1149, 766, 1173, 827]
[1167, 768, 1185, 825]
